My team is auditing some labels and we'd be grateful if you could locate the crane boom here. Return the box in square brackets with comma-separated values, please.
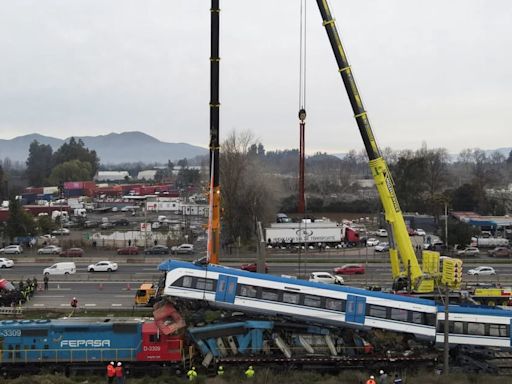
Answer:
[315, 0, 432, 292]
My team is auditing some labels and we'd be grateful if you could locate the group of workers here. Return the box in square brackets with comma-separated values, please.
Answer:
[186, 365, 255, 381]
[106, 361, 125, 384]
[366, 370, 403, 384]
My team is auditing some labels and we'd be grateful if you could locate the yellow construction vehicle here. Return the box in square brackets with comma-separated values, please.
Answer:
[315, 0, 462, 293]
[135, 283, 158, 306]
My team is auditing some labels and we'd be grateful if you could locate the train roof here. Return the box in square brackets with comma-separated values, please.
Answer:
[159, 260, 436, 306]
[442, 305, 512, 317]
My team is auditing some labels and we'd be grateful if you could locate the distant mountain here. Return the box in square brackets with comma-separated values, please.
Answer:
[0, 132, 207, 164]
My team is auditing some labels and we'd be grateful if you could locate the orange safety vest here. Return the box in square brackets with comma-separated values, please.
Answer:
[107, 365, 116, 377]
[115, 366, 123, 377]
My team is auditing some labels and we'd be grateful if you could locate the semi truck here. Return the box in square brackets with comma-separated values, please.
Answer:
[471, 236, 509, 248]
[265, 221, 360, 245]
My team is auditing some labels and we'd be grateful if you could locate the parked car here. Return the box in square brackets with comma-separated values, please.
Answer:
[37, 245, 62, 255]
[457, 247, 480, 257]
[144, 245, 169, 255]
[51, 228, 70, 236]
[171, 244, 194, 254]
[366, 238, 379, 246]
[414, 228, 426, 236]
[88, 261, 118, 272]
[117, 246, 139, 255]
[113, 219, 130, 227]
[376, 229, 388, 237]
[43, 262, 76, 275]
[83, 220, 99, 228]
[240, 262, 269, 273]
[375, 242, 390, 252]
[309, 272, 344, 285]
[468, 266, 496, 276]
[100, 222, 114, 230]
[333, 264, 365, 275]
[0, 258, 14, 268]
[489, 247, 511, 258]
[60, 248, 84, 257]
[0, 245, 23, 254]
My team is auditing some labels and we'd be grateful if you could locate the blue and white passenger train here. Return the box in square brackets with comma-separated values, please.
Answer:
[159, 260, 512, 349]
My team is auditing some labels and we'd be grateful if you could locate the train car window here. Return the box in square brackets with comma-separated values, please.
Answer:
[489, 324, 509, 337]
[450, 321, 464, 334]
[113, 324, 138, 333]
[21, 329, 48, 337]
[282, 292, 300, 304]
[196, 278, 215, 291]
[149, 334, 161, 342]
[304, 295, 322, 308]
[411, 312, 423, 324]
[239, 285, 258, 298]
[182, 276, 193, 288]
[368, 305, 387, 319]
[261, 289, 279, 301]
[390, 308, 408, 322]
[467, 322, 485, 336]
[425, 313, 436, 326]
[325, 298, 343, 312]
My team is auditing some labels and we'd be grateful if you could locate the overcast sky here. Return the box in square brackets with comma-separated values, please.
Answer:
[0, 0, 511, 154]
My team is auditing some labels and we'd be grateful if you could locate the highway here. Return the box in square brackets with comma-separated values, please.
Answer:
[2, 258, 511, 310]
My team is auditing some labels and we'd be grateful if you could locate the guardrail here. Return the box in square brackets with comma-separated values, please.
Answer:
[0, 307, 23, 316]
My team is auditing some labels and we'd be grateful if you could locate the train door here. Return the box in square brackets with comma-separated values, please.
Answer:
[345, 295, 366, 324]
[215, 275, 238, 304]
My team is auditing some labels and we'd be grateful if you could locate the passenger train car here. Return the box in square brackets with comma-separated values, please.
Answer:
[160, 260, 512, 349]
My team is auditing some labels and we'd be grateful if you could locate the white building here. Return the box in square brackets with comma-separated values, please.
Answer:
[95, 171, 130, 181]
[137, 170, 158, 180]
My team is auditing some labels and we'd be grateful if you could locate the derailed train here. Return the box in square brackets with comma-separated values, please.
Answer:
[160, 260, 512, 349]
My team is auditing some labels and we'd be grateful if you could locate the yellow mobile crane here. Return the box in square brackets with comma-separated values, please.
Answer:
[314, 0, 462, 293]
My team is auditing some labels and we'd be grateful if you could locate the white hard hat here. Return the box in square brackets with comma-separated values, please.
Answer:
[370, 376, 375, 379]
[117, 362, 122, 366]
[380, 370, 384, 374]
[110, 362, 114, 365]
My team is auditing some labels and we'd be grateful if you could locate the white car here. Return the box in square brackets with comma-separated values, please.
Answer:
[414, 228, 426, 236]
[468, 266, 496, 276]
[308, 272, 344, 285]
[366, 238, 380, 246]
[0, 245, 23, 254]
[52, 228, 70, 236]
[0, 258, 14, 268]
[376, 229, 388, 237]
[37, 245, 62, 255]
[88, 261, 118, 272]
[171, 244, 195, 254]
[375, 242, 390, 252]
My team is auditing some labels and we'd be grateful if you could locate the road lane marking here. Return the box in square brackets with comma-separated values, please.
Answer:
[114, 295, 134, 297]
[111, 304, 122, 307]
[32, 304, 45, 307]
[41, 295, 65, 298]
[84, 304, 97, 307]
[60, 303, 68, 306]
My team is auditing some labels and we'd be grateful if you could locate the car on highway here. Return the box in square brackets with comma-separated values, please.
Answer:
[0, 258, 14, 268]
[113, 219, 130, 227]
[171, 244, 194, 254]
[88, 261, 118, 272]
[457, 246, 480, 257]
[240, 262, 269, 273]
[43, 262, 76, 275]
[309, 272, 344, 285]
[100, 222, 113, 229]
[414, 228, 426, 236]
[37, 245, 62, 255]
[374, 242, 390, 252]
[0, 245, 23, 254]
[468, 266, 496, 276]
[83, 220, 99, 228]
[366, 238, 379, 246]
[376, 229, 388, 237]
[117, 246, 139, 255]
[51, 228, 70, 236]
[60, 248, 84, 257]
[333, 264, 365, 275]
[144, 245, 169, 255]
[489, 247, 511, 258]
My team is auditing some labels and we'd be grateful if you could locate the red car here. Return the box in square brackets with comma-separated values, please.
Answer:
[333, 264, 365, 275]
[117, 246, 139, 255]
[59, 248, 84, 257]
[240, 263, 269, 273]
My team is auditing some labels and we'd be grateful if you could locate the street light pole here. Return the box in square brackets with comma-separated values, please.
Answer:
[444, 201, 448, 248]
[443, 285, 450, 375]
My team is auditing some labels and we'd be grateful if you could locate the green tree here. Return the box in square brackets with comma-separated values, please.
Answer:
[450, 183, 479, 211]
[53, 137, 100, 177]
[26, 140, 54, 186]
[6, 197, 37, 240]
[390, 153, 427, 212]
[49, 160, 93, 185]
[37, 215, 56, 234]
[441, 218, 479, 247]
[176, 169, 201, 187]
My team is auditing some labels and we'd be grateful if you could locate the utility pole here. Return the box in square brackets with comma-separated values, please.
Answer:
[443, 284, 450, 375]
[444, 201, 448, 248]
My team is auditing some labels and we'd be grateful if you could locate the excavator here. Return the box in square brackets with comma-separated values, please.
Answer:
[314, 0, 462, 294]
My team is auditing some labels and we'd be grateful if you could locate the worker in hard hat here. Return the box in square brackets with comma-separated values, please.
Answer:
[187, 366, 198, 381]
[366, 375, 377, 384]
[245, 365, 255, 379]
[217, 365, 224, 376]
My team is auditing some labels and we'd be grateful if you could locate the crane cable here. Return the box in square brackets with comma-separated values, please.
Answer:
[298, 0, 307, 111]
